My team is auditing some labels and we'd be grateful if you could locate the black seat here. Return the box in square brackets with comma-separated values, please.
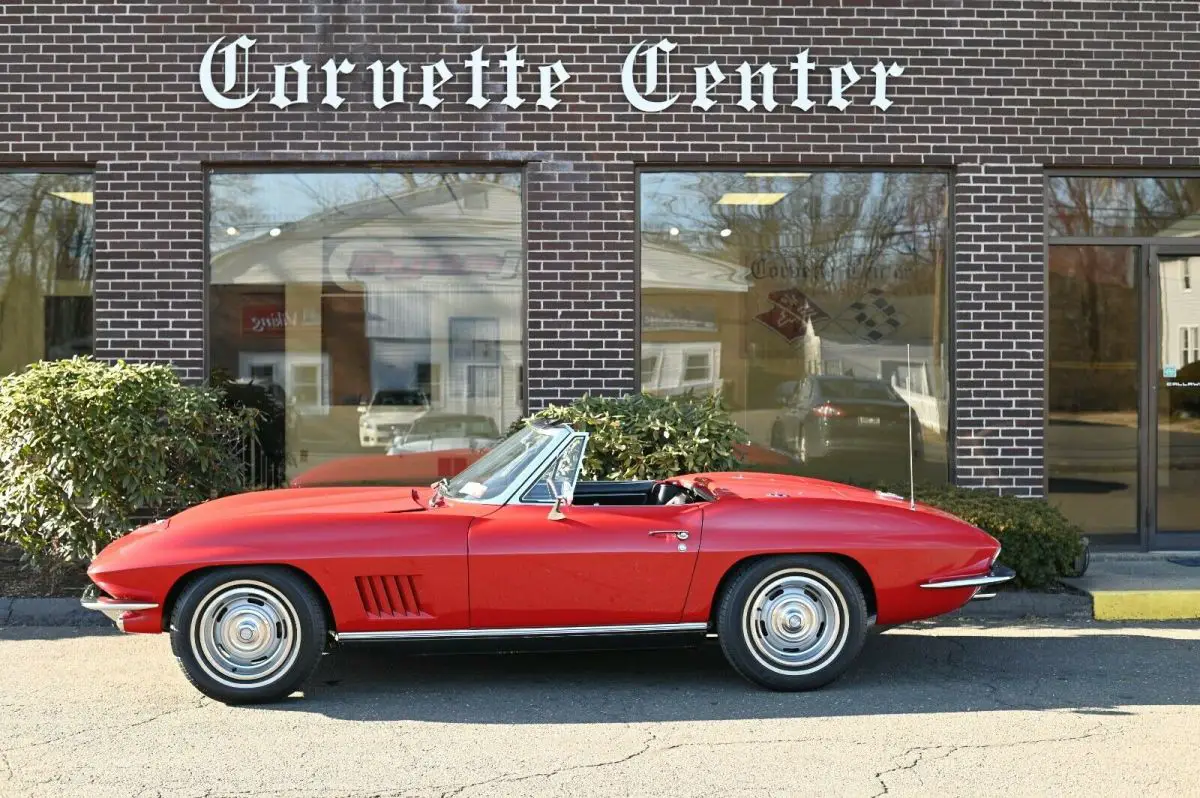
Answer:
[649, 481, 686, 505]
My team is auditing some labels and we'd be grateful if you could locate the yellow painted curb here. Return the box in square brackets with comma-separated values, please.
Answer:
[1092, 590, 1200, 621]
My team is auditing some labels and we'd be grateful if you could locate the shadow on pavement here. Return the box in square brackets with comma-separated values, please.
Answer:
[258, 625, 1200, 722]
[0, 624, 119, 640]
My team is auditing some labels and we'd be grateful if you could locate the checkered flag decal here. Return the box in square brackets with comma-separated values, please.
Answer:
[835, 288, 904, 343]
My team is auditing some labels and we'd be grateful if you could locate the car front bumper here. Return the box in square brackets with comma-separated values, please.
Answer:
[81, 585, 159, 632]
[919, 564, 1016, 601]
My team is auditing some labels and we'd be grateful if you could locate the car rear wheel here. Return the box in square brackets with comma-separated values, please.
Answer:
[716, 555, 868, 691]
[169, 566, 327, 705]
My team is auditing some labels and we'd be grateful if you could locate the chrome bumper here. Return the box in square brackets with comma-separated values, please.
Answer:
[81, 585, 158, 631]
[920, 564, 1016, 600]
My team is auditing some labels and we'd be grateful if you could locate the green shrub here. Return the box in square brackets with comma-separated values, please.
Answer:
[857, 480, 1085, 589]
[515, 391, 749, 480]
[0, 357, 258, 570]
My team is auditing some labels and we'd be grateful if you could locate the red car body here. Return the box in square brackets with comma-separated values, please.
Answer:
[83, 421, 1011, 702]
[90, 474, 997, 635]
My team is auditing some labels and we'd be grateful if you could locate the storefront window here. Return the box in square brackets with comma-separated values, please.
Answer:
[1047, 177, 1200, 237]
[0, 172, 94, 376]
[208, 171, 524, 486]
[1046, 245, 1140, 543]
[638, 171, 950, 485]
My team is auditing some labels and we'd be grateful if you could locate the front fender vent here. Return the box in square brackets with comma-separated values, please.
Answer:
[355, 575, 425, 619]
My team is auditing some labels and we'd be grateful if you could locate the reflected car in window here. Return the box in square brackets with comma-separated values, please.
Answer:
[770, 376, 923, 463]
[386, 412, 501, 455]
[357, 389, 431, 448]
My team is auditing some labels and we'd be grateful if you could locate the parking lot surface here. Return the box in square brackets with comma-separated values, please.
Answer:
[1, 619, 1198, 797]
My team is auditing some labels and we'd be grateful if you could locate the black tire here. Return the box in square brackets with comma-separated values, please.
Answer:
[716, 555, 868, 691]
[169, 566, 328, 705]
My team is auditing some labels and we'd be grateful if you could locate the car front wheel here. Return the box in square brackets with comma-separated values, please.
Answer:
[169, 566, 328, 705]
[716, 555, 868, 691]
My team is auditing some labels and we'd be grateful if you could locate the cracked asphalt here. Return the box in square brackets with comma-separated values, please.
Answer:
[1, 619, 1198, 798]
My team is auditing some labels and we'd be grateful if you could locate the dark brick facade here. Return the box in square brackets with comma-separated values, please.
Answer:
[4, 1, 1200, 496]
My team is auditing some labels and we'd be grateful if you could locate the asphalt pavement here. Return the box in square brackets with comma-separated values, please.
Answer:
[1, 619, 1198, 798]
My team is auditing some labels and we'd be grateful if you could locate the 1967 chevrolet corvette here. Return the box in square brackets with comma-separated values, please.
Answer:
[82, 419, 1013, 704]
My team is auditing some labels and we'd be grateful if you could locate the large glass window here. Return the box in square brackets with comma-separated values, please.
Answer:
[638, 171, 950, 485]
[1046, 245, 1140, 543]
[208, 171, 524, 486]
[1047, 177, 1200, 237]
[0, 172, 94, 375]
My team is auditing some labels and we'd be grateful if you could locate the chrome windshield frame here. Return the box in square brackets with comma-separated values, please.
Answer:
[442, 421, 578, 507]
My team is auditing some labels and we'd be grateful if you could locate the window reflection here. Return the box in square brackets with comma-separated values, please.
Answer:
[208, 171, 524, 486]
[1046, 245, 1140, 542]
[0, 172, 94, 376]
[638, 171, 949, 484]
[1047, 177, 1200, 237]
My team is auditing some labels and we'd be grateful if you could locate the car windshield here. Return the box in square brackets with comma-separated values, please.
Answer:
[817, 379, 900, 401]
[443, 423, 568, 502]
[371, 390, 426, 407]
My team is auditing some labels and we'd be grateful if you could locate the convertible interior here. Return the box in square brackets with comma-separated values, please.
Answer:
[565, 480, 708, 506]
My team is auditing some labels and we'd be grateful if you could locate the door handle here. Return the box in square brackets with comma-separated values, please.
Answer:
[648, 529, 689, 541]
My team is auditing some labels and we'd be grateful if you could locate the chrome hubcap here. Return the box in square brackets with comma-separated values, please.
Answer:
[192, 581, 300, 688]
[743, 569, 847, 675]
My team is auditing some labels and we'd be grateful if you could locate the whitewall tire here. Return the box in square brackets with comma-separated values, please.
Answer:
[169, 566, 327, 705]
[716, 555, 868, 691]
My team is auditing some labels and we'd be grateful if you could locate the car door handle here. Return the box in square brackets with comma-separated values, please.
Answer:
[648, 529, 689, 540]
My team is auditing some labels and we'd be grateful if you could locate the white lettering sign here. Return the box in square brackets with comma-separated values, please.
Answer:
[197, 36, 906, 113]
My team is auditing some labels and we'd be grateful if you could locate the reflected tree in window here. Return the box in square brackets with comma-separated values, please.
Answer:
[639, 171, 949, 485]
[0, 172, 94, 375]
[1047, 177, 1200, 237]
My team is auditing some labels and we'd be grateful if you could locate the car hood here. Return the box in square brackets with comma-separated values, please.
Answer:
[164, 485, 429, 528]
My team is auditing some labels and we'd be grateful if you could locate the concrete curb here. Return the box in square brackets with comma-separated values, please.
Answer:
[1, 597, 111, 627]
[946, 589, 1094, 621]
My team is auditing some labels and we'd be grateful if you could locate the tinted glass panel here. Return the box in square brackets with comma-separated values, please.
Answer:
[639, 171, 949, 485]
[1047, 177, 1200, 238]
[1157, 255, 1200, 536]
[208, 171, 524, 487]
[1046, 245, 1140, 543]
[0, 172, 94, 376]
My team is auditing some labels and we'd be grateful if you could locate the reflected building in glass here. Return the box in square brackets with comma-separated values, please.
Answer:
[207, 172, 524, 477]
[639, 171, 949, 486]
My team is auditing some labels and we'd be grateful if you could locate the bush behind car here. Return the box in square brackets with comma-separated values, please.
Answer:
[0, 357, 257, 571]
[514, 390, 749, 480]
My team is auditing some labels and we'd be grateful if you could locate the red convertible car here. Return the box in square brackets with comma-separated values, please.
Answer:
[83, 420, 1013, 704]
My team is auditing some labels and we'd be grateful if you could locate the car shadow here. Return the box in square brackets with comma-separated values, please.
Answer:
[263, 622, 1200, 722]
[0, 623, 120, 639]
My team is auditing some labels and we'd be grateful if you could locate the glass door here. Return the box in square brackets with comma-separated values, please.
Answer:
[1046, 245, 1142, 546]
[1153, 250, 1200, 547]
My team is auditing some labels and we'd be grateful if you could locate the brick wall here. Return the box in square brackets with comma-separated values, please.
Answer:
[4, 1, 1200, 495]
